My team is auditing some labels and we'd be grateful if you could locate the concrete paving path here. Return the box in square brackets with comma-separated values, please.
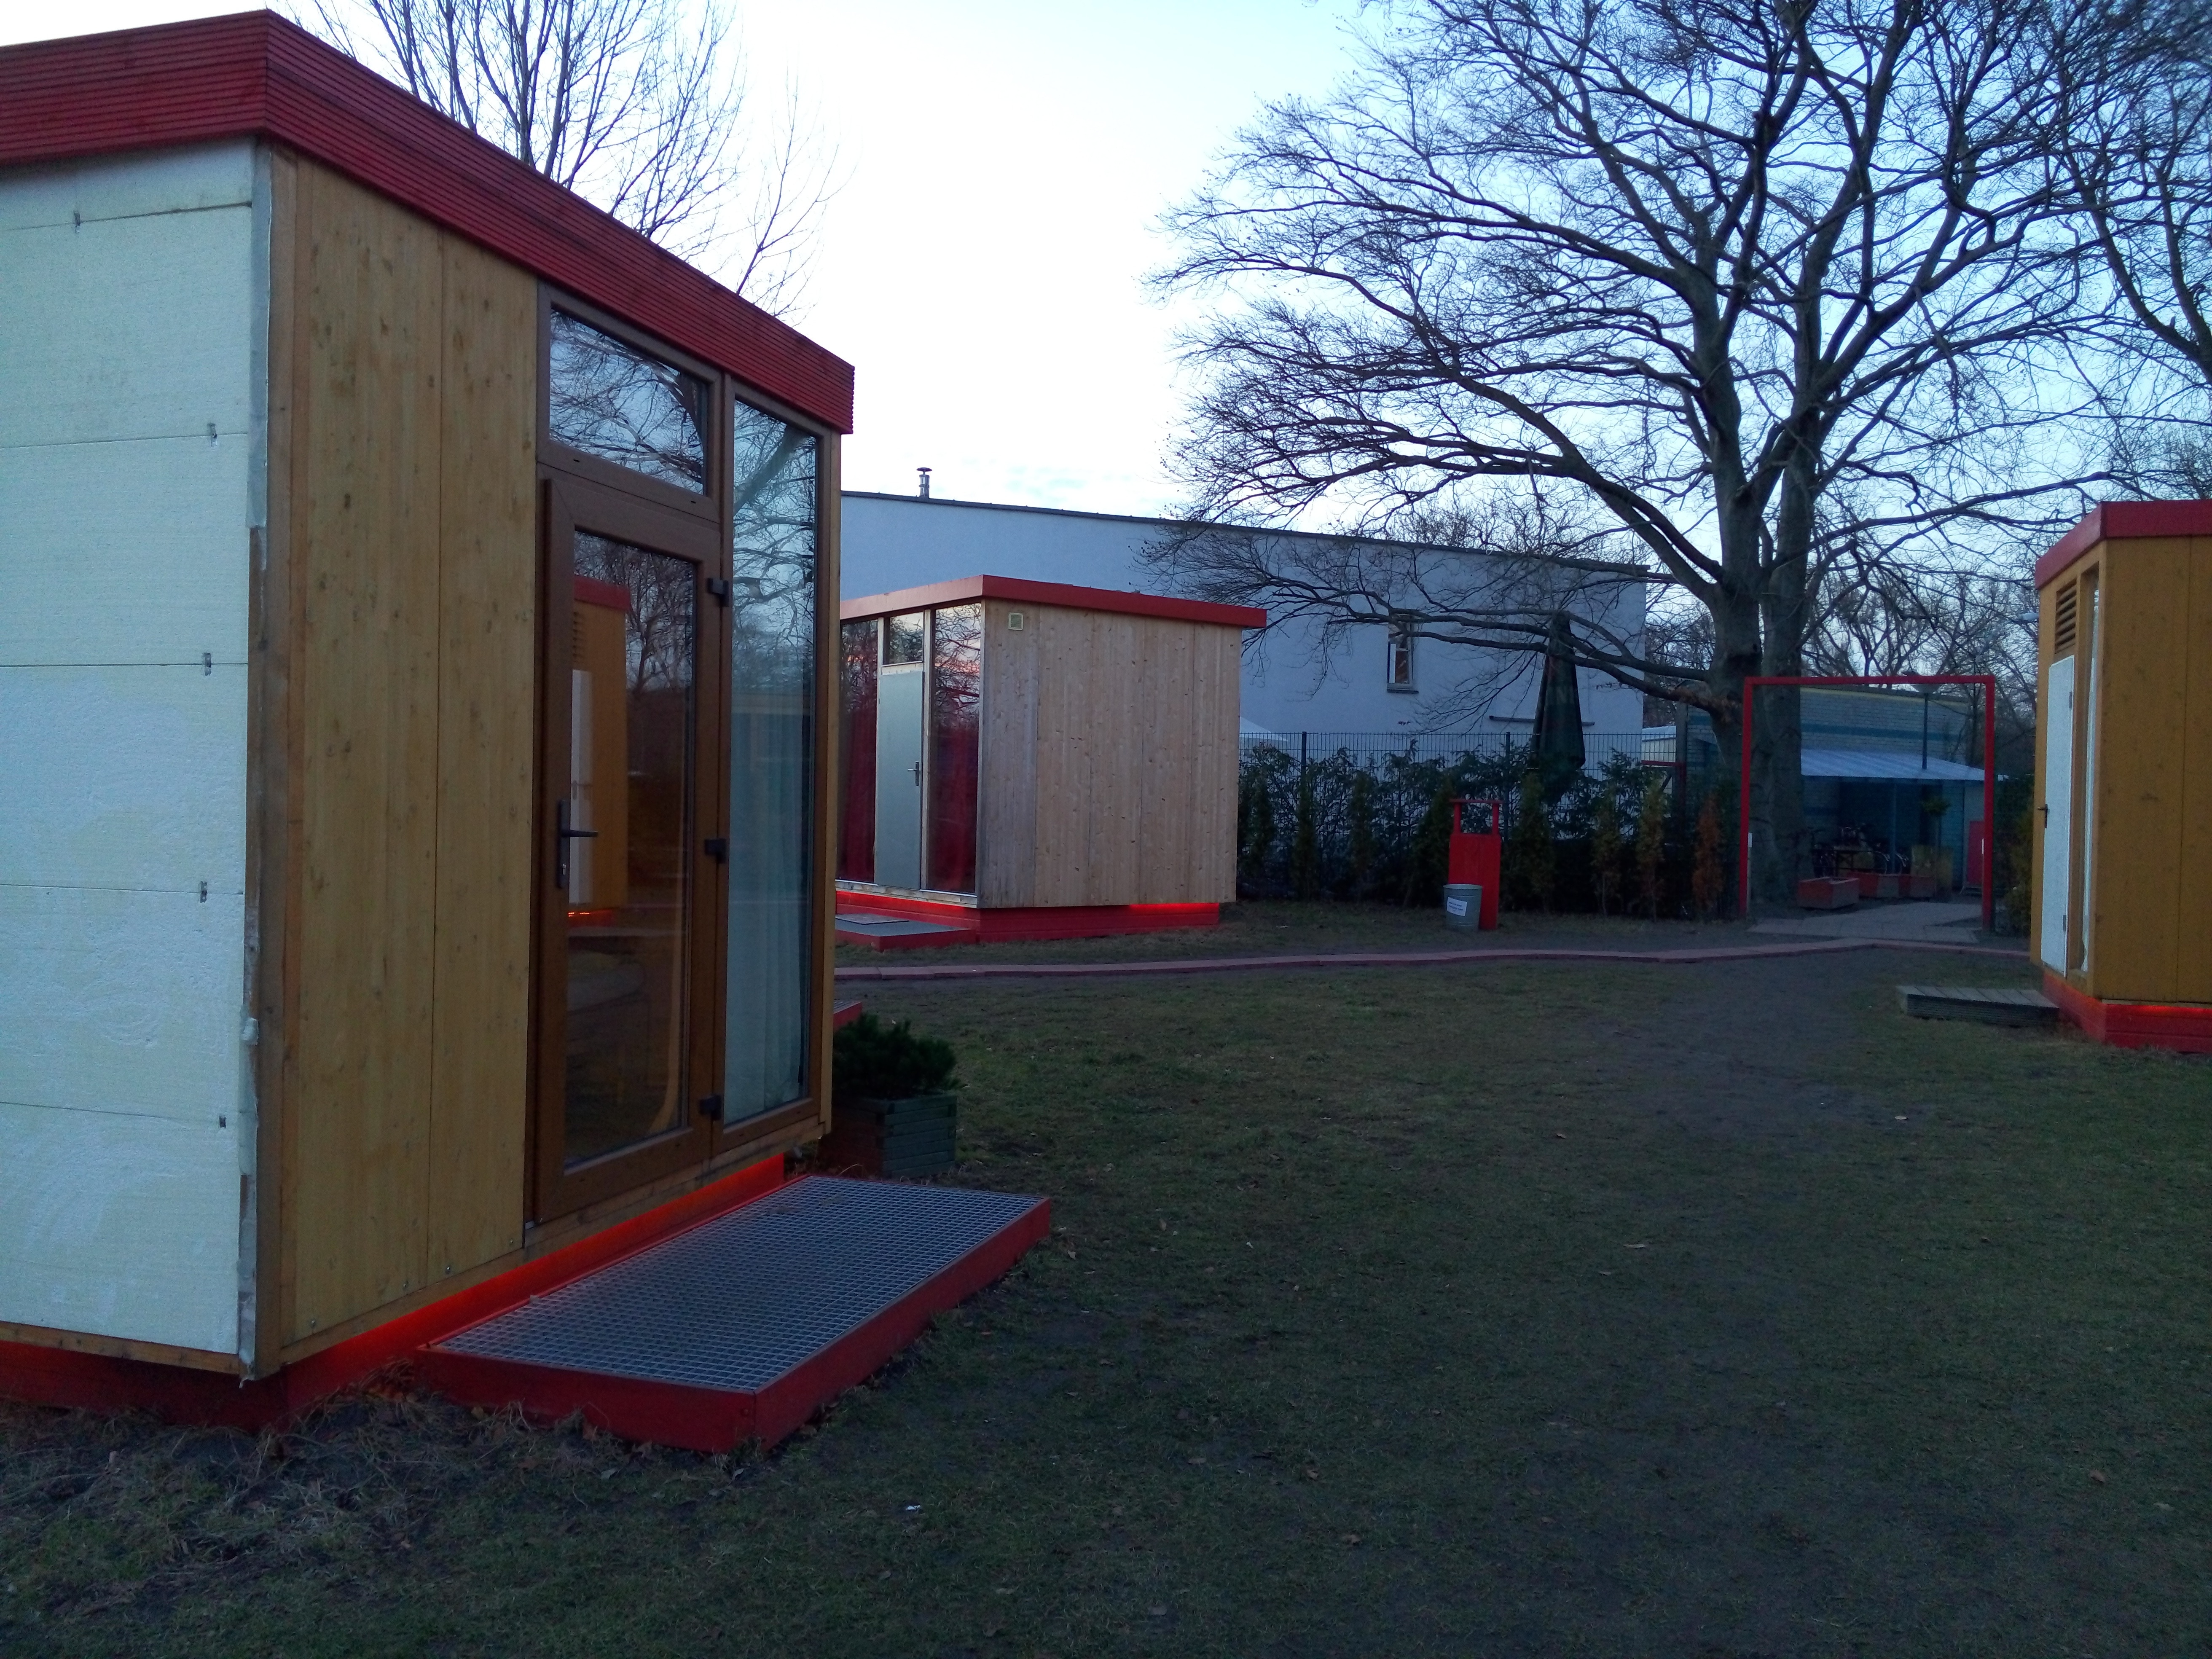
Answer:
[1749, 899, 1986, 945]
[835, 932, 2027, 983]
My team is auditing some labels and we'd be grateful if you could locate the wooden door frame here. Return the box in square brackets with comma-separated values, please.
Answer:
[530, 471, 728, 1221]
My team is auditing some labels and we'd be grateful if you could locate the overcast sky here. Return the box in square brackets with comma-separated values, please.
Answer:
[0, 0, 1364, 515]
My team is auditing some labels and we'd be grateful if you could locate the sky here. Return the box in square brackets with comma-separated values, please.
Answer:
[0, 0, 1368, 515]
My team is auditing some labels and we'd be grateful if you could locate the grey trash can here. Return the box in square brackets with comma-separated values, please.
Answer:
[1443, 883, 1482, 930]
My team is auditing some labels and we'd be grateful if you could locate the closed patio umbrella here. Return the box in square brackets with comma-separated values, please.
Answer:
[1529, 610, 1587, 800]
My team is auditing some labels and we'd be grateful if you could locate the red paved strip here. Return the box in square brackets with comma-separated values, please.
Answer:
[835, 937, 2027, 982]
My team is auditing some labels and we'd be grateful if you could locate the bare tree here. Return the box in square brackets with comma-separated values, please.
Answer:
[1152, 0, 2110, 903]
[2051, 0, 2212, 489]
[307, 0, 835, 313]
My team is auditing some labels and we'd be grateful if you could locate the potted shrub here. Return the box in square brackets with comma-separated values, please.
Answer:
[819, 1014, 961, 1178]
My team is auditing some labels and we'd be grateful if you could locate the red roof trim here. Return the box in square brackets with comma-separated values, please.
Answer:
[840, 575, 1266, 630]
[0, 13, 853, 433]
[2035, 500, 2212, 588]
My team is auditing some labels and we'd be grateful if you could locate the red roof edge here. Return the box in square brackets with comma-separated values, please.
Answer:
[0, 12, 853, 434]
[841, 575, 1267, 630]
[2035, 500, 2212, 588]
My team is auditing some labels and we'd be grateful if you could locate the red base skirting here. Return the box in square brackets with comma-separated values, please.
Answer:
[2043, 972, 2212, 1054]
[0, 1154, 786, 1429]
[417, 1197, 1050, 1452]
[837, 890, 1219, 945]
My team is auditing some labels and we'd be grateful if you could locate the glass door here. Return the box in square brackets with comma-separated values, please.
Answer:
[534, 478, 722, 1217]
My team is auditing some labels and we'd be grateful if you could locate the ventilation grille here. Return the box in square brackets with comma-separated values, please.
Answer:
[2054, 581, 2078, 653]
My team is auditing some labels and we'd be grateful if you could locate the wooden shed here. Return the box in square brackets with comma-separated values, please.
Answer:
[0, 16, 849, 1406]
[835, 577, 1263, 944]
[2031, 502, 2212, 1052]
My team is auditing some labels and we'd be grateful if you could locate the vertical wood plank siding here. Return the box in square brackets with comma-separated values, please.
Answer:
[2086, 537, 2212, 1004]
[977, 601, 1238, 908]
[281, 159, 535, 1346]
[2181, 545, 2212, 1000]
[425, 237, 537, 1281]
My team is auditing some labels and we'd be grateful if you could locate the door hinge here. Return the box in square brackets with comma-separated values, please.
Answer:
[699, 1093, 725, 1122]
[704, 836, 728, 862]
[706, 577, 731, 605]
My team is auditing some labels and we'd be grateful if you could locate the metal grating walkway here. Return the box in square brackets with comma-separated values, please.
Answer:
[431, 1176, 1044, 1396]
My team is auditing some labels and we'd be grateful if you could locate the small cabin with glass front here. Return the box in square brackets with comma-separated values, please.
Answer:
[835, 577, 1262, 944]
[0, 16, 845, 1399]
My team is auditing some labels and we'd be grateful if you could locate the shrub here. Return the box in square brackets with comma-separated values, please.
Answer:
[1635, 772, 1669, 918]
[1590, 786, 1623, 914]
[1506, 771, 1556, 910]
[1691, 790, 1728, 919]
[832, 1014, 958, 1100]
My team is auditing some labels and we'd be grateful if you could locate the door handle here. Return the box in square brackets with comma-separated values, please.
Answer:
[555, 799, 599, 891]
[912, 760, 923, 786]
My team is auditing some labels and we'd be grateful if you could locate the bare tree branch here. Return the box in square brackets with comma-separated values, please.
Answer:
[1149, 0, 2115, 901]
[303, 0, 839, 313]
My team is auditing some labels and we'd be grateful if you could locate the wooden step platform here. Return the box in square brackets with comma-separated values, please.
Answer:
[1897, 985, 2059, 1026]
[418, 1176, 1048, 1450]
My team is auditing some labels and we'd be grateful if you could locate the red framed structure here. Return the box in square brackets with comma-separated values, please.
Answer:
[1738, 675, 1999, 929]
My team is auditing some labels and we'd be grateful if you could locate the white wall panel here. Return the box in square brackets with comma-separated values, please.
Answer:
[0, 666, 247, 890]
[0, 437, 252, 664]
[0, 1102, 241, 1354]
[0, 141, 254, 233]
[0, 145, 261, 1358]
[0, 887, 248, 1126]
[0, 204, 258, 449]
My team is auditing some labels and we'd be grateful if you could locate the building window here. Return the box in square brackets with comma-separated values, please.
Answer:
[723, 399, 819, 1123]
[1387, 616, 1417, 692]
[548, 308, 710, 494]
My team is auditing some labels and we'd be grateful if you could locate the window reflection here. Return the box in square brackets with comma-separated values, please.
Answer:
[724, 400, 818, 1123]
[884, 612, 926, 666]
[839, 620, 879, 883]
[564, 535, 696, 1165]
[928, 604, 981, 894]
[549, 310, 709, 492]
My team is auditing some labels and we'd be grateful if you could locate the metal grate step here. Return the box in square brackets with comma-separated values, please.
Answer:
[432, 1177, 1043, 1396]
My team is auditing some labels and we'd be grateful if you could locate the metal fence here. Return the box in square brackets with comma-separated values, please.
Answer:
[1240, 731, 1654, 771]
[1232, 730, 1707, 909]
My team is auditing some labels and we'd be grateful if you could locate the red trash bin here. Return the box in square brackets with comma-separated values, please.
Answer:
[1449, 798, 1503, 929]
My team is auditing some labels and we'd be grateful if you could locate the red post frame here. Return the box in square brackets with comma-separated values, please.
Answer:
[1737, 675, 1999, 929]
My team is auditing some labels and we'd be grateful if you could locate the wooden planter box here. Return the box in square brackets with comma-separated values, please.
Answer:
[1797, 876, 1862, 910]
[819, 1093, 959, 1179]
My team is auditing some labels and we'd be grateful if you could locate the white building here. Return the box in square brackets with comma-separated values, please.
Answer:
[841, 491, 1648, 746]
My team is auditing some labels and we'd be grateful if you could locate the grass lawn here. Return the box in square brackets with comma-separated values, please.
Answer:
[6, 933, 2210, 1656]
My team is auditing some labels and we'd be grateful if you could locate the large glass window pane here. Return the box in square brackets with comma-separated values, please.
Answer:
[725, 402, 817, 1122]
[564, 536, 695, 1164]
[839, 620, 878, 882]
[927, 604, 982, 894]
[549, 309, 709, 492]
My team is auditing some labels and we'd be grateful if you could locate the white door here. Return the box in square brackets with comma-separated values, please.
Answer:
[2039, 655, 2074, 971]
[874, 663, 927, 891]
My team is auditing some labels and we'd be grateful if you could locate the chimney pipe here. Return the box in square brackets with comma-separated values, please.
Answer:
[918, 466, 932, 500]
